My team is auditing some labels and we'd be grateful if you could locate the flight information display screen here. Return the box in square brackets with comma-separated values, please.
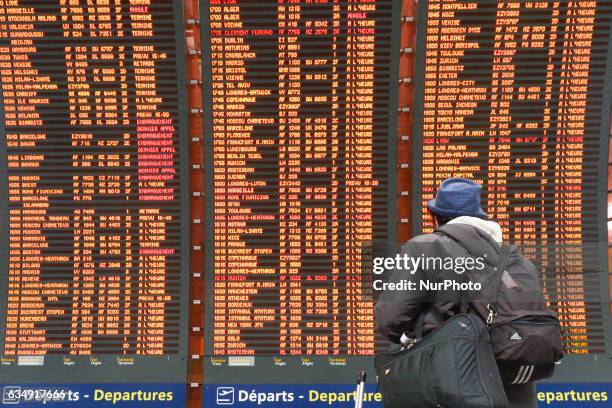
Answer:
[412, 0, 612, 358]
[202, 0, 400, 381]
[0, 0, 188, 383]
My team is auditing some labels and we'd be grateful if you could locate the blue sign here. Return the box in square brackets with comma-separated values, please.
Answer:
[0, 384, 185, 407]
[204, 384, 612, 407]
[536, 384, 611, 407]
[204, 384, 379, 407]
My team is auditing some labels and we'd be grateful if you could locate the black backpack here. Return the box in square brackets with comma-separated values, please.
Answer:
[437, 225, 564, 384]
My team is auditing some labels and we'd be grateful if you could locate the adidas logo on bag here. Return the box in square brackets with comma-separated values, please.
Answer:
[509, 332, 522, 341]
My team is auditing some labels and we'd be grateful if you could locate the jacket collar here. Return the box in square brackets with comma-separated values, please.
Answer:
[447, 216, 503, 243]
[436, 218, 505, 264]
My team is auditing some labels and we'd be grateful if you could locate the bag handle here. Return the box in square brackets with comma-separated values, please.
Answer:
[487, 244, 511, 325]
[415, 310, 425, 339]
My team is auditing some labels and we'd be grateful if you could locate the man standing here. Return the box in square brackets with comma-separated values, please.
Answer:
[374, 178, 536, 407]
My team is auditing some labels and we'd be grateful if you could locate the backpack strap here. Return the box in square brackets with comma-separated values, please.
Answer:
[487, 244, 511, 325]
[435, 224, 512, 325]
[433, 226, 475, 315]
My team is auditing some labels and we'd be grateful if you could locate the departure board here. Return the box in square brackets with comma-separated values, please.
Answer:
[412, 0, 612, 360]
[202, 0, 400, 381]
[0, 0, 189, 383]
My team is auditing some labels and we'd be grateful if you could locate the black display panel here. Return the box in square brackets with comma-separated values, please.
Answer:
[202, 0, 400, 382]
[0, 0, 189, 383]
[412, 0, 612, 379]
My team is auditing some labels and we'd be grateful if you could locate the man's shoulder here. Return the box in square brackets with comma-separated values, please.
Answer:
[408, 231, 447, 244]
[399, 231, 452, 253]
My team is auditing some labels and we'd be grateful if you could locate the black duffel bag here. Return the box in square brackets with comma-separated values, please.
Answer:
[375, 313, 509, 408]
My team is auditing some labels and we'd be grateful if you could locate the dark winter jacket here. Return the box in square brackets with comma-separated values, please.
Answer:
[374, 219, 539, 407]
